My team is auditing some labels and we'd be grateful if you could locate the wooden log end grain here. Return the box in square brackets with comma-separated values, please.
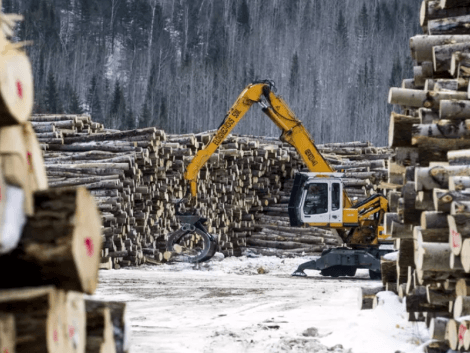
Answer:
[0, 313, 15, 353]
[0, 49, 34, 126]
[0, 286, 65, 353]
[357, 286, 384, 310]
[18, 187, 103, 294]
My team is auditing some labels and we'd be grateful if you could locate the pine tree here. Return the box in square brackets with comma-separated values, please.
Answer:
[88, 75, 103, 122]
[389, 56, 403, 88]
[207, 2, 226, 67]
[139, 102, 151, 128]
[289, 53, 300, 100]
[336, 9, 348, 51]
[237, 0, 250, 37]
[45, 71, 62, 113]
[69, 88, 83, 114]
[158, 96, 168, 130]
[110, 80, 126, 129]
[125, 108, 135, 130]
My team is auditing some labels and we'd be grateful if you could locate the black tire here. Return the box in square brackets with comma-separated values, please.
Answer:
[369, 270, 381, 280]
[345, 267, 357, 277]
[328, 266, 343, 278]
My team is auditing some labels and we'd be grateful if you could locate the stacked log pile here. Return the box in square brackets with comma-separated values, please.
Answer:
[368, 1, 470, 352]
[0, 9, 131, 352]
[33, 113, 392, 262]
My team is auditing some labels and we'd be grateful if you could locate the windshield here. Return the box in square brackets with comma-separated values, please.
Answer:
[303, 183, 328, 215]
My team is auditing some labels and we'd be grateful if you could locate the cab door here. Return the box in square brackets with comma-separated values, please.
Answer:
[301, 181, 330, 224]
[330, 181, 343, 224]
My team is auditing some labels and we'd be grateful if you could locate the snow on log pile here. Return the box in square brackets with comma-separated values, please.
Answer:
[0, 9, 131, 353]
[33, 114, 392, 263]
[376, 1, 470, 352]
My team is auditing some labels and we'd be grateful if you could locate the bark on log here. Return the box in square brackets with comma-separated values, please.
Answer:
[421, 211, 449, 229]
[381, 258, 397, 285]
[434, 42, 470, 73]
[410, 35, 470, 63]
[430, 317, 449, 341]
[419, 108, 439, 124]
[406, 291, 448, 313]
[450, 52, 470, 78]
[440, 100, 470, 120]
[416, 165, 470, 191]
[428, 15, 470, 35]
[403, 182, 421, 224]
[448, 151, 470, 166]
[416, 242, 452, 272]
[434, 189, 470, 213]
[427, 286, 456, 305]
[389, 88, 467, 109]
[412, 121, 468, 140]
[440, 0, 470, 8]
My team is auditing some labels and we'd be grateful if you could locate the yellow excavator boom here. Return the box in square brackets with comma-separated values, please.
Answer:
[184, 81, 352, 208]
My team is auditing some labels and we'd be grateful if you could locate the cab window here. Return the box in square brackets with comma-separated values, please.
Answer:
[303, 183, 328, 215]
[332, 183, 340, 211]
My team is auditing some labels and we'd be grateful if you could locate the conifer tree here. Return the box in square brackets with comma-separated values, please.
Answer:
[336, 9, 348, 51]
[289, 53, 300, 100]
[69, 88, 83, 114]
[45, 71, 61, 113]
[110, 80, 126, 128]
[88, 75, 103, 122]
[237, 0, 250, 36]
[139, 102, 151, 128]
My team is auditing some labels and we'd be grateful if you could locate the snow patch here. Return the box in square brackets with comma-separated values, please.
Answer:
[0, 185, 26, 254]
[383, 251, 398, 261]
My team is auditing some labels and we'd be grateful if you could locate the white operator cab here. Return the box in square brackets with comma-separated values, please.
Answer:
[299, 173, 344, 225]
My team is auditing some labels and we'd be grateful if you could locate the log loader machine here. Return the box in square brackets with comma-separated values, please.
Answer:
[166, 81, 392, 278]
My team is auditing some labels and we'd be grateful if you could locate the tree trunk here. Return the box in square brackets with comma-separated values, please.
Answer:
[388, 88, 467, 109]
[416, 165, 470, 191]
[410, 35, 470, 63]
[428, 15, 470, 35]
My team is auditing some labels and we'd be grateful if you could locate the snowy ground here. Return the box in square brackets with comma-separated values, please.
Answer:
[91, 255, 430, 353]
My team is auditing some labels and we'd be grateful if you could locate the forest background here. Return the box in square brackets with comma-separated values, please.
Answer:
[4, 0, 422, 145]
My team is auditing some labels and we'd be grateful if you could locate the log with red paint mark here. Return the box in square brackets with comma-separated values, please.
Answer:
[0, 187, 102, 294]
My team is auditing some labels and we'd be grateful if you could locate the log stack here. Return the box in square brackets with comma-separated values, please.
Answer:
[0, 8, 131, 353]
[33, 113, 392, 262]
[384, 1, 470, 352]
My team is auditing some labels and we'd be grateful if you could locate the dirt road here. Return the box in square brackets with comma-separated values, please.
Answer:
[91, 256, 428, 353]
